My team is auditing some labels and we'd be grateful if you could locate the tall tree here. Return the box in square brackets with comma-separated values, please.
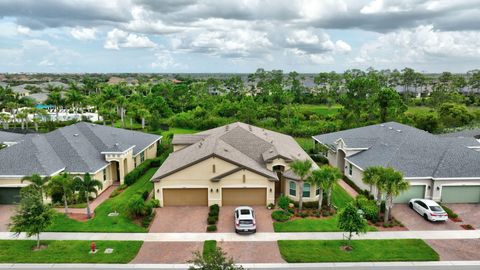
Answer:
[73, 173, 103, 219]
[374, 88, 407, 122]
[290, 159, 312, 211]
[10, 186, 54, 248]
[46, 91, 64, 122]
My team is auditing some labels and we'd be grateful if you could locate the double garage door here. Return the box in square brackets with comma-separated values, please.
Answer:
[393, 185, 425, 203]
[162, 187, 266, 206]
[0, 187, 21, 204]
[441, 186, 480, 203]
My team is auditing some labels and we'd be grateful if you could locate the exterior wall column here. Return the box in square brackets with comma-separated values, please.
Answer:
[118, 158, 126, 185]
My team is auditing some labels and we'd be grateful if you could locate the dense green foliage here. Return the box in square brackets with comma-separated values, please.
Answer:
[202, 240, 217, 259]
[0, 240, 142, 263]
[278, 239, 439, 262]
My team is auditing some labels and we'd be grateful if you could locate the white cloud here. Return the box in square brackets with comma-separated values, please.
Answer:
[16, 25, 32, 36]
[151, 51, 175, 69]
[38, 59, 54, 66]
[335, 40, 351, 53]
[353, 25, 480, 67]
[70, 27, 97, 41]
[104, 28, 157, 50]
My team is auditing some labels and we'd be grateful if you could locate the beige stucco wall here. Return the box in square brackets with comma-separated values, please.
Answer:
[283, 178, 320, 202]
[266, 158, 291, 171]
[0, 177, 27, 187]
[153, 156, 275, 206]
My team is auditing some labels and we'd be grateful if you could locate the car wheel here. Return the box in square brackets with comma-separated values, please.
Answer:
[409, 203, 413, 209]
[235, 229, 238, 233]
[423, 214, 429, 221]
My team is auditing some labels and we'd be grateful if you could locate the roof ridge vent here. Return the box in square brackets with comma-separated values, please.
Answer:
[198, 142, 203, 148]
[396, 129, 402, 132]
[114, 142, 119, 146]
[73, 133, 79, 137]
[249, 125, 252, 131]
[380, 124, 385, 127]
[225, 125, 229, 131]
[388, 127, 393, 130]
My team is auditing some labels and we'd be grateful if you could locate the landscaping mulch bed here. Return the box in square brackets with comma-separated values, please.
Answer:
[460, 224, 475, 230]
[67, 213, 91, 221]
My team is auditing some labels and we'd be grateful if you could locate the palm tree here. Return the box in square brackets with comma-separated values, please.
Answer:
[73, 173, 103, 219]
[321, 166, 342, 209]
[378, 167, 409, 224]
[46, 91, 63, 122]
[362, 166, 385, 214]
[21, 174, 50, 201]
[65, 89, 85, 115]
[0, 113, 9, 129]
[47, 173, 74, 214]
[16, 111, 28, 130]
[290, 159, 312, 211]
[307, 169, 327, 214]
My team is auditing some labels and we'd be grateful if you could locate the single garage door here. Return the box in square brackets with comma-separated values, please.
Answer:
[0, 187, 21, 204]
[441, 186, 480, 203]
[222, 188, 266, 206]
[393, 185, 425, 203]
[163, 188, 208, 206]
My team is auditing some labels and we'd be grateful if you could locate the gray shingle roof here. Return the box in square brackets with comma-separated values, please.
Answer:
[152, 122, 317, 182]
[0, 122, 161, 176]
[313, 122, 480, 178]
[0, 131, 25, 143]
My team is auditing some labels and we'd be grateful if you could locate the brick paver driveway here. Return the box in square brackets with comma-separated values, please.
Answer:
[131, 242, 202, 263]
[149, 206, 209, 232]
[426, 239, 480, 261]
[219, 241, 284, 263]
[217, 206, 274, 233]
[446, 204, 480, 229]
[392, 204, 460, 230]
[0, 205, 14, 231]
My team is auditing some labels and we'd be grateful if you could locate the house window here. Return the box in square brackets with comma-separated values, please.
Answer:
[212, 164, 216, 173]
[289, 181, 296, 196]
[134, 157, 137, 168]
[316, 186, 320, 196]
[303, 183, 311, 198]
[348, 163, 353, 176]
[103, 169, 107, 181]
[140, 152, 145, 163]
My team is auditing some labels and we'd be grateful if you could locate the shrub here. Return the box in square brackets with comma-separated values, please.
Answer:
[127, 195, 147, 218]
[124, 155, 168, 186]
[267, 203, 275, 209]
[297, 211, 309, 218]
[202, 240, 217, 259]
[278, 196, 290, 210]
[271, 210, 291, 222]
[439, 203, 458, 219]
[142, 211, 155, 228]
[207, 216, 216, 225]
[209, 208, 219, 217]
[142, 190, 150, 201]
[209, 204, 219, 212]
[206, 225, 217, 232]
[356, 195, 379, 221]
[149, 199, 160, 208]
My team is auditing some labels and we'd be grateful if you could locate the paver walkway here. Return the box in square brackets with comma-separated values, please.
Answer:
[131, 242, 202, 264]
[219, 241, 284, 263]
[338, 179, 358, 197]
[1, 230, 479, 242]
[426, 239, 480, 261]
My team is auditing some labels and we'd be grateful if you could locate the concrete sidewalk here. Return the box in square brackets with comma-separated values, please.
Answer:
[0, 230, 479, 242]
[1, 261, 480, 270]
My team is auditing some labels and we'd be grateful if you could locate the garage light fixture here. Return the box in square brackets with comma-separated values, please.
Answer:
[269, 188, 272, 193]
[216, 189, 219, 193]
[210, 188, 213, 192]
[436, 186, 440, 191]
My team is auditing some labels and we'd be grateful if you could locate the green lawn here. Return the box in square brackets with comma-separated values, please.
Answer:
[274, 183, 375, 232]
[0, 240, 142, 263]
[46, 168, 157, 232]
[278, 239, 439, 263]
[298, 104, 342, 116]
[203, 240, 217, 258]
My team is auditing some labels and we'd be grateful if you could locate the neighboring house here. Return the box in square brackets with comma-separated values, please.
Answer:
[313, 122, 480, 203]
[151, 122, 318, 207]
[0, 122, 161, 204]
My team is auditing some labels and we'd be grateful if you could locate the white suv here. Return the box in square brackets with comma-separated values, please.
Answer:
[234, 206, 256, 233]
[409, 199, 448, 222]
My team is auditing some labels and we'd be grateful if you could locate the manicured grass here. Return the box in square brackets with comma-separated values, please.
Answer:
[46, 168, 158, 232]
[274, 183, 376, 232]
[331, 183, 354, 209]
[203, 240, 217, 258]
[0, 240, 142, 263]
[278, 239, 439, 262]
[298, 104, 342, 116]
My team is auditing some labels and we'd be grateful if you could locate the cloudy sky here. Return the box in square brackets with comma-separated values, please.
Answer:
[1, 0, 480, 73]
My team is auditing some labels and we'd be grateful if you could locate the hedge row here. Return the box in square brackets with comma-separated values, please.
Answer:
[124, 153, 168, 186]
